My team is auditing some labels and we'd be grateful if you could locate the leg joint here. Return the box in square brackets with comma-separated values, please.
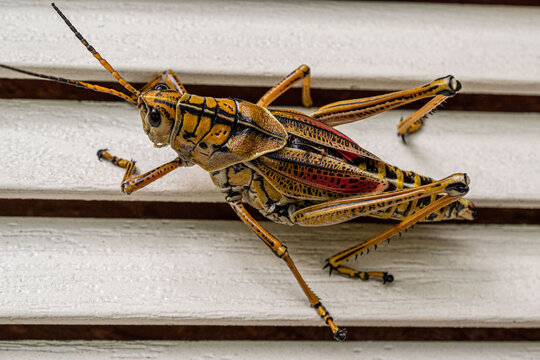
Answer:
[225, 191, 243, 203]
[275, 244, 288, 258]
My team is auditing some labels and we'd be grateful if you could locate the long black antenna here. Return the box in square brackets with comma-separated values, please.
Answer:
[51, 3, 140, 97]
[0, 64, 137, 104]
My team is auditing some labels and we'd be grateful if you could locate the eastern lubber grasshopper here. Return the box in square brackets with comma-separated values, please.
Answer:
[1, 3, 476, 341]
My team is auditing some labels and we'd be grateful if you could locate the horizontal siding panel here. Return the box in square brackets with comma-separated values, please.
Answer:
[0, 218, 538, 327]
[0, 1, 539, 94]
[0, 341, 539, 360]
[1, 0, 538, 348]
[0, 99, 538, 207]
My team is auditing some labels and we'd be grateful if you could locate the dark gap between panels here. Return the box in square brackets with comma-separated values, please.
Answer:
[0, 325, 539, 341]
[0, 199, 538, 225]
[394, 0, 540, 4]
[0, 79, 539, 112]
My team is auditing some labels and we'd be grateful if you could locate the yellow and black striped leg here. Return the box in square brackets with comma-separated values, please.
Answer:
[290, 174, 470, 282]
[229, 200, 346, 341]
[97, 149, 182, 195]
[310, 76, 461, 128]
[257, 65, 313, 108]
[325, 193, 463, 282]
[139, 70, 187, 94]
[397, 94, 449, 143]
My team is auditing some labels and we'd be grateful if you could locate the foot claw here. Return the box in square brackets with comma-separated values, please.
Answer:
[333, 328, 347, 341]
[382, 272, 394, 284]
[323, 261, 337, 277]
[97, 148, 108, 161]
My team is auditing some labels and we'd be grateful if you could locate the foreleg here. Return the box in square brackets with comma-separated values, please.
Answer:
[97, 149, 182, 194]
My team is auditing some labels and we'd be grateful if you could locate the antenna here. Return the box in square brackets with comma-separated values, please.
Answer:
[51, 3, 140, 97]
[0, 64, 137, 105]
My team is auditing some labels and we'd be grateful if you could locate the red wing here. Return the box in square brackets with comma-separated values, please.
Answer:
[259, 147, 388, 195]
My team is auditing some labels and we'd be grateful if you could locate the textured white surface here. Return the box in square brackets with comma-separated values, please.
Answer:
[1, 99, 539, 207]
[1, 0, 538, 352]
[0, 217, 538, 327]
[0, 1, 539, 94]
[0, 341, 539, 360]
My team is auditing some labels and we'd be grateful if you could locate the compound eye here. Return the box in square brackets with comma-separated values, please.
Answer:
[148, 107, 162, 127]
[154, 84, 168, 91]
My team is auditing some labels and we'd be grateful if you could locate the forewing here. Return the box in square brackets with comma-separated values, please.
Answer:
[251, 147, 388, 200]
[250, 158, 344, 200]
[271, 109, 380, 162]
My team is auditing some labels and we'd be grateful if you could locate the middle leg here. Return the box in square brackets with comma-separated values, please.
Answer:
[228, 198, 346, 341]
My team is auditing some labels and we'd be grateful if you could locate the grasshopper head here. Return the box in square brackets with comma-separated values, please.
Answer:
[138, 88, 182, 147]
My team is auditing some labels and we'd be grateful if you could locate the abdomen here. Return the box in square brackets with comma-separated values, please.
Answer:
[352, 157, 476, 222]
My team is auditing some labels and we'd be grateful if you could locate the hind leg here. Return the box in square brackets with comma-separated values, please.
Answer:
[257, 65, 313, 107]
[290, 174, 470, 281]
[310, 76, 461, 140]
